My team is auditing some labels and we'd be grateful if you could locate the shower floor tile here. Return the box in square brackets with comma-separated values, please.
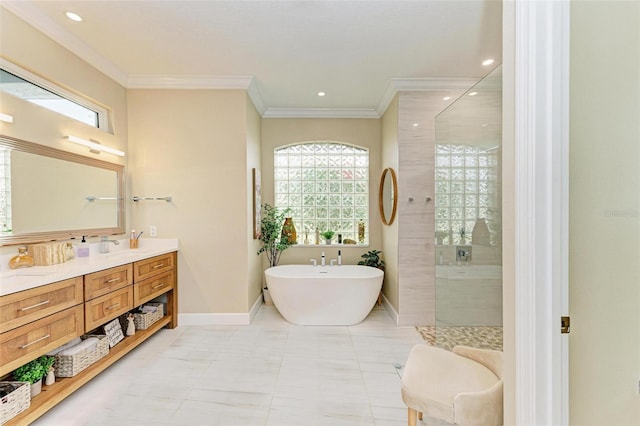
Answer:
[416, 325, 503, 351]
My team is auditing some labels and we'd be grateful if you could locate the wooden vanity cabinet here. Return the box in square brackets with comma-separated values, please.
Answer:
[1, 251, 178, 425]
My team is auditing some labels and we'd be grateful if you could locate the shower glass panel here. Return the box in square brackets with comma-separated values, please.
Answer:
[433, 66, 502, 350]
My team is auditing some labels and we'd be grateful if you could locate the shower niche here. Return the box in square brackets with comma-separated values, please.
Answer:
[433, 66, 503, 350]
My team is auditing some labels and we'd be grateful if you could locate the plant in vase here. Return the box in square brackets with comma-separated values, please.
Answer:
[13, 355, 54, 397]
[257, 204, 295, 302]
[321, 230, 335, 245]
[357, 249, 385, 270]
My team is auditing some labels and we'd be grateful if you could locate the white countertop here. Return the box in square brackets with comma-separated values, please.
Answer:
[0, 238, 179, 296]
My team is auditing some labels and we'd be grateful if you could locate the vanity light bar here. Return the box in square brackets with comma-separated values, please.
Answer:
[63, 135, 125, 157]
[0, 113, 14, 123]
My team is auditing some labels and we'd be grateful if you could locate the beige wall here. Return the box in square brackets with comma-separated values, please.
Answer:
[127, 89, 253, 314]
[380, 95, 399, 311]
[569, 1, 639, 424]
[261, 118, 382, 267]
[246, 95, 264, 309]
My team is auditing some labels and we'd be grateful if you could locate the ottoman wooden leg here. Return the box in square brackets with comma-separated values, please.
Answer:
[408, 407, 418, 426]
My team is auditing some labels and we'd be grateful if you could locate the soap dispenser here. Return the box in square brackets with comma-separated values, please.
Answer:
[77, 236, 90, 258]
[9, 247, 35, 269]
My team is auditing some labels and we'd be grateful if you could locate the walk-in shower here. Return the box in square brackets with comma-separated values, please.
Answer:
[432, 66, 503, 350]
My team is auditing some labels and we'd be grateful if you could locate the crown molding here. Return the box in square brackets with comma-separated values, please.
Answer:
[246, 78, 266, 115]
[1, 2, 129, 87]
[376, 77, 479, 116]
[263, 108, 380, 119]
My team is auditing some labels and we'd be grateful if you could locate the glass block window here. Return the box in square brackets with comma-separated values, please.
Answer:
[435, 144, 499, 245]
[0, 147, 11, 234]
[274, 142, 368, 244]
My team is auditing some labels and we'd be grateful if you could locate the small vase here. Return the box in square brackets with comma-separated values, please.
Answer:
[471, 218, 490, 245]
[126, 315, 136, 336]
[30, 379, 42, 398]
[281, 217, 297, 244]
[325, 239, 332, 245]
[45, 368, 55, 386]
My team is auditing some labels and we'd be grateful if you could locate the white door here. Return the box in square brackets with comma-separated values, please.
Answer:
[568, 1, 640, 424]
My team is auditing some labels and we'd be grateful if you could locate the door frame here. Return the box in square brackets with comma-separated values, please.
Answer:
[512, 0, 570, 424]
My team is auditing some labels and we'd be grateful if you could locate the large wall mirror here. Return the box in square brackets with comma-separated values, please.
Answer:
[378, 167, 398, 226]
[0, 135, 125, 245]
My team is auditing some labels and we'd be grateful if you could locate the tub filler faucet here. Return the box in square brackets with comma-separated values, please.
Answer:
[310, 259, 317, 266]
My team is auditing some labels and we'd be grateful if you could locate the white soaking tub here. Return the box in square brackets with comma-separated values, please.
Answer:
[264, 264, 383, 325]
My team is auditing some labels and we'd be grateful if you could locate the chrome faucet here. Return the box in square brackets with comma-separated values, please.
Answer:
[310, 259, 317, 266]
[99, 236, 120, 253]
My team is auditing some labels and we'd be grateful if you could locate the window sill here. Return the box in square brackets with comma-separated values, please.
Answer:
[291, 243, 369, 249]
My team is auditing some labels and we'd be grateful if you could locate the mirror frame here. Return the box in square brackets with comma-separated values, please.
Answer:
[378, 167, 398, 226]
[0, 134, 125, 246]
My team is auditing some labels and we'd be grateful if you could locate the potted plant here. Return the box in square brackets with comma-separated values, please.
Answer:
[358, 249, 385, 270]
[13, 355, 54, 397]
[257, 203, 295, 304]
[321, 230, 335, 245]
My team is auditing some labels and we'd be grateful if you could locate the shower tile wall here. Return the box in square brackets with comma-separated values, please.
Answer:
[396, 91, 463, 326]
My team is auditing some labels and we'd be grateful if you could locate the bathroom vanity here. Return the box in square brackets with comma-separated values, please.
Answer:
[0, 239, 178, 424]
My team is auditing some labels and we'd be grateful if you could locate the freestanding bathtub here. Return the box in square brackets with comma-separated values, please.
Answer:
[264, 264, 384, 325]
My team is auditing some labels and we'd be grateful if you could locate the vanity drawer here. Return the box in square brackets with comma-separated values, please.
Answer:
[0, 305, 84, 377]
[0, 277, 83, 334]
[133, 252, 175, 281]
[85, 264, 133, 301]
[85, 285, 133, 331]
[134, 270, 175, 306]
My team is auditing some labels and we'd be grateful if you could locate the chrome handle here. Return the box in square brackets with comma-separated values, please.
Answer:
[151, 283, 166, 290]
[20, 300, 50, 311]
[104, 303, 120, 310]
[19, 334, 50, 349]
[105, 277, 121, 284]
[152, 264, 164, 269]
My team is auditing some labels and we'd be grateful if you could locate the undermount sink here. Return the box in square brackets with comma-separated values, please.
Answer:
[104, 251, 149, 260]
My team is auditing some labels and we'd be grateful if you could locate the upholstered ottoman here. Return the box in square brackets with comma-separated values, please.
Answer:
[401, 344, 503, 426]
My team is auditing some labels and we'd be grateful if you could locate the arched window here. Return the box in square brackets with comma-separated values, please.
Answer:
[274, 141, 368, 244]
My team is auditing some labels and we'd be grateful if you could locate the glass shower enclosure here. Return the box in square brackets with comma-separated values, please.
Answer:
[433, 66, 503, 350]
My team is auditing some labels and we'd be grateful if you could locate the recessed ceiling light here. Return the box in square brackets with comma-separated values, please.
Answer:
[468, 91, 478, 96]
[481, 123, 489, 128]
[443, 96, 451, 101]
[317, 92, 326, 97]
[482, 58, 495, 66]
[412, 123, 419, 127]
[65, 12, 83, 22]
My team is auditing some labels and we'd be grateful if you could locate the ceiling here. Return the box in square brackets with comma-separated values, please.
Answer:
[2, 0, 502, 117]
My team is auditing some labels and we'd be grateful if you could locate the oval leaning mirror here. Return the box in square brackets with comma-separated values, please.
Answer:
[378, 167, 398, 226]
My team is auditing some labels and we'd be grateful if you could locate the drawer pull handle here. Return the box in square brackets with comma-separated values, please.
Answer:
[104, 303, 121, 310]
[20, 300, 50, 311]
[152, 264, 165, 269]
[19, 334, 50, 349]
[105, 277, 121, 284]
[152, 283, 166, 289]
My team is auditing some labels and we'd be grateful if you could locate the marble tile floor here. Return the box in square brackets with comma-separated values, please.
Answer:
[32, 305, 447, 426]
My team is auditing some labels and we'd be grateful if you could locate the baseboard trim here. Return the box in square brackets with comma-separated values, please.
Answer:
[381, 293, 399, 325]
[178, 294, 264, 326]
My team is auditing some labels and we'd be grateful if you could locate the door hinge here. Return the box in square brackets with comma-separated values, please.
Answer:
[561, 316, 570, 334]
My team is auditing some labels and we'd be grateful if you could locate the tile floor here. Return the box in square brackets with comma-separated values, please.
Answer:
[32, 306, 441, 426]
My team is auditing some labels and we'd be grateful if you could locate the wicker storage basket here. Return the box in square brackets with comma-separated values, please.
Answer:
[54, 335, 109, 378]
[0, 382, 30, 425]
[133, 303, 164, 330]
